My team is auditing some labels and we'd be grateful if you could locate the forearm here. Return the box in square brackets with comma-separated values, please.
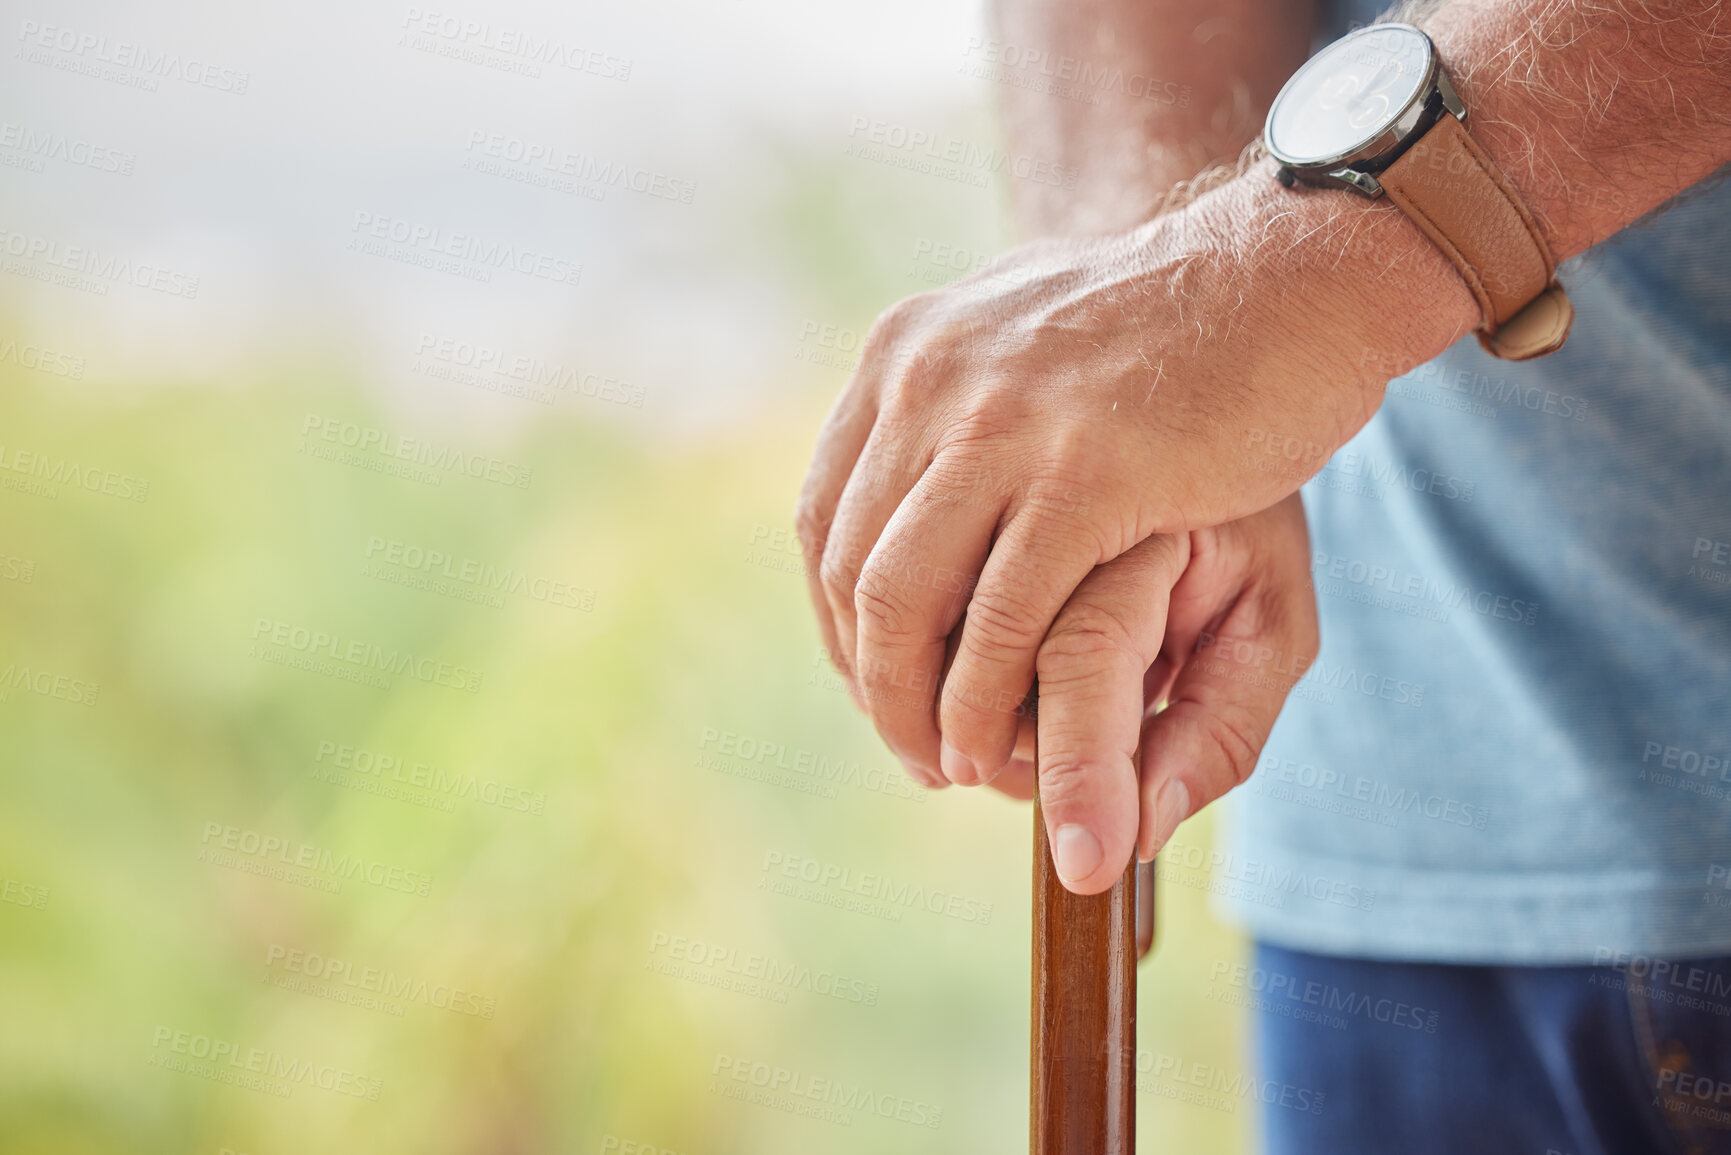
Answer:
[1141, 0, 1731, 501]
[1427, 0, 1731, 261]
[990, 0, 1314, 235]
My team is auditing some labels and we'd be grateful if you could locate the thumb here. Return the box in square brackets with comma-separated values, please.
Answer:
[1137, 498, 1319, 861]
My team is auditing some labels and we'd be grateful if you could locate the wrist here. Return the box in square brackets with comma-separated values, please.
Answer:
[1181, 159, 1481, 397]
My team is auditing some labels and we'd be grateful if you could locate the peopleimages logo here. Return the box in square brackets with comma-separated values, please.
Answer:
[463, 131, 695, 204]
[958, 36, 1192, 108]
[648, 931, 880, 1007]
[298, 413, 533, 489]
[1161, 840, 1376, 911]
[0, 120, 135, 174]
[1592, 947, 1731, 1009]
[149, 1026, 382, 1099]
[1317, 451, 1477, 503]
[711, 1054, 943, 1130]
[759, 850, 993, 924]
[0, 226, 200, 298]
[313, 739, 547, 814]
[1135, 1047, 1325, 1116]
[1, 876, 49, 910]
[699, 727, 925, 804]
[844, 117, 1079, 190]
[0, 442, 149, 502]
[1207, 959, 1440, 1032]
[349, 211, 582, 286]
[398, 8, 632, 80]
[0, 335, 85, 378]
[250, 617, 484, 694]
[1253, 753, 1490, 830]
[1642, 740, 1730, 782]
[413, 333, 646, 408]
[198, 821, 435, 897]
[16, 20, 251, 93]
[1311, 550, 1539, 627]
[0, 659, 99, 706]
[264, 944, 497, 1018]
[364, 535, 596, 612]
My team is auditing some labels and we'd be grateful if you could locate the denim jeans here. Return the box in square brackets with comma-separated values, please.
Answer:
[1253, 941, 1731, 1155]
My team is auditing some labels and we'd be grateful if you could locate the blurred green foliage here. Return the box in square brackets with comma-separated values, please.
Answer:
[0, 351, 1251, 1153]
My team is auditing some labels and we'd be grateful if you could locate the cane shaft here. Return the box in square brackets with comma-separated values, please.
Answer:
[1030, 788, 1137, 1154]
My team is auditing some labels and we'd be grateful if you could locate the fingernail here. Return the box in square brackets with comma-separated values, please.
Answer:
[1052, 824, 1103, 885]
[902, 761, 941, 789]
[940, 742, 976, 785]
[1152, 779, 1190, 853]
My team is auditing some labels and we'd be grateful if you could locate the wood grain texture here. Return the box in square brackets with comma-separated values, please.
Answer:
[1030, 789, 1137, 1155]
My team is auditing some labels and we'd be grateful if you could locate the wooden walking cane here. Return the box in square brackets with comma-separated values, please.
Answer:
[1030, 702, 1156, 1155]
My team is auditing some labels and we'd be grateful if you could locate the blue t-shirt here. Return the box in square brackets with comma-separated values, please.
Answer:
[1215, 1, 1731, 963]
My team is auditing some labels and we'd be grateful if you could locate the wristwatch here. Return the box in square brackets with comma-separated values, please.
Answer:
[1263, 22, 1572, 361]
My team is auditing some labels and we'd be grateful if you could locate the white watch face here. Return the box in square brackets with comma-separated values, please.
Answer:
[1266, 24, 1433, 166]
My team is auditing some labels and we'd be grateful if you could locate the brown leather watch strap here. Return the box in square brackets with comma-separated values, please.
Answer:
[1379, 112, 1573, 361]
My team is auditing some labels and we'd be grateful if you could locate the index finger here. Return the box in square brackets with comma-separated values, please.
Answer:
[937, 500, 1107, 785]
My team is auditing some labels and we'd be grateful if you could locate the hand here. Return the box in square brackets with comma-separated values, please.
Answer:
[901, 498, 1316, 894]
[795, 172, 1429, 790]
[1030, 494, 1317, 893]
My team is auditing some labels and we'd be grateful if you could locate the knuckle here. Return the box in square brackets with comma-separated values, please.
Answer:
[1047, 421, 1095, 466]
[945, 393, 1019, 450]
[871, 294, 921, 338]
[963, 585, 1050, 665]
[942, 672, 1029, 728]
[922, 447, 1017, 519]
[1045, 423, 1109, 482]
[866, 302, 937, 385]
[874, 364, 913, 413]
[883, 352, 949, 414]
[1036, 760, 1097, 811]
[1024, 426, 1118, 513]
[1026, 473, 1103, 527]
[819, 550, 860, 599]
[873, 385, 934, 442]
[1018, 458, 1110, 545]
[1256, 579, 1321, 673]
[854, 567, 922, 643]
[791, 499, 827, 557]
[1200, 707, 1264, 788]
[1038, 605, 1139, 676]
[861, 305, 905, 359]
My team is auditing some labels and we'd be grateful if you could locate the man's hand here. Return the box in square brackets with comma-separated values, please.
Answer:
[969, 495, 1318, 893]
[795, 188, 1431, 788]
